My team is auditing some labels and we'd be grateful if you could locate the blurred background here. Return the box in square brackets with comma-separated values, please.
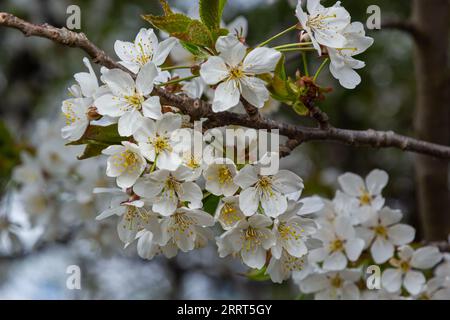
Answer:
[0, 0, 447, 299]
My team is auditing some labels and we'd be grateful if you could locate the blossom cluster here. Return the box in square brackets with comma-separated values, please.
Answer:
[48, 0, 450, 299]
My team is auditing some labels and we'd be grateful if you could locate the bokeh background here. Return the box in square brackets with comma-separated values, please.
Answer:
[0, 0, 442, 299]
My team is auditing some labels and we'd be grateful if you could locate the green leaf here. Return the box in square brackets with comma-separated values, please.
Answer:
[142, 2, 215, 48]
[199, 0, 227, 31]
[203, 194, 221, 215]
[180, 41, 209, 58]
[67, 124, 125, 160]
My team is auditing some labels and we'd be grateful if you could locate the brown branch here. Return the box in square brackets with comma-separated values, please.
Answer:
[2, 12, 450, 159]
[241, 98, 261, 121]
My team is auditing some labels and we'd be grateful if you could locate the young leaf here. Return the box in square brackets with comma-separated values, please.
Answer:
[67, 124, 124, 146]
[199, 0, 227, 31]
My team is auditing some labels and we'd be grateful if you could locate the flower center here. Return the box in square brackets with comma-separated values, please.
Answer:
[283, 254, 304, 272]
[113, 150, 139, 173]
[278, 222, 303, 241]
[359, 190, 372, 206]
[124, 92, 144, 110]
[330, 239, 344, 252]
[185, 155, 200, 169]
[152, 136, 171, 154]
[172, 212, 195, 233]
[229, 66, 244, 80]
[63, 101, 80, 125]
[218, 166, 233, 185]
[256, 176, 274, 197]
[374, 225, 387, 238]
[307, 13, 337, 30]
[164, 176, 182, 199]
[330, 274, 343, 288]
[136, 42, 152, 65]
[220, 203, 241, 226]
[242, 226, 267, 252]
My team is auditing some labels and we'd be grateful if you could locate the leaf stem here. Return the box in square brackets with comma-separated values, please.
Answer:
[278, 47, 315, 53]
[256, 24, 299, 48]
[313, 58, 330, 82]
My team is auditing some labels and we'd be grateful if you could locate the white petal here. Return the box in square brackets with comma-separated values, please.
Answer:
[404, 270, 426, 295]
[95, 94, 127, 117]
[241, 246, 266, 269]
[212, 80, 241, 112]
[153, 37, 177, 66]
[371, 237, 394, 264]
[240, 76, 270, 109]
[178, 182, 203, 207]
[101, 68, 135, 97]
[381, 268, 402, 293]
[243, 47, 281, 74]
[272, 170, 304, 195]
[411, 246, 443, 269]
[323, 251, 347, 270]
[142, 96, 162, 119]
[261, 190, 287, 218]
[216, 35, 247, 66]
[233, 164, 258, 188]
[116, 169, 141, 189]
[136, 62, 158, 95]
[239, 187, 259, 216]
[344, 238, 364, 261]
[299, 274, 329, 293]
[114, 40, 138, 64]
[156, 112, 182, 134]
[379, 207, 402, 226]
[118, 110, 143, 136]
[199, 56, 229, 85]
[365, 169, 388, 195]
[387, 224, 415, 246]
[338, 172, 365, 196]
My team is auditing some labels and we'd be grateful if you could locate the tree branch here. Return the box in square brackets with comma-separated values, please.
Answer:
[1, 12, 450, 159]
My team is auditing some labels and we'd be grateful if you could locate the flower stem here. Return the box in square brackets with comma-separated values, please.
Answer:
[272, 42, 312, 50]
[149, 155, 158, 173]
[161, 65, 192, 71]
[278, 47, 315, 53]
[302, 53, 309, 77]
[256, 24, 299, 48]
[313, 58, 330, 82]
[157, 75, 198, 86]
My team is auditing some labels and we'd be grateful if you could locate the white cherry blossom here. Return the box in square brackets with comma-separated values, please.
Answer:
[356, 207, 415, 264]
[95, 62, 162, 136]
[200, 35, 281, 112]
[295, 0, 351, 55]
[299, 269, 361, 300]
[234, 161, 304, 218]
[203, 158, 239, 197]
[159, 207, 215, 252]
[309, 216, 364, 270]
[133, 113, 185, 171]
[217, 214, 276, 269]
[102, 141, 146, 189]
[214, 196, 245, 230]
[133, 167, 202, 216]
[266, 250, 306, 283]
[328, 22, 374, 89]
[382, 245, 443, 295]
[338, 169, 388, 224]
[114, 28, 177, 74]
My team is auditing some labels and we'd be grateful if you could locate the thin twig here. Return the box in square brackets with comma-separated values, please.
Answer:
[1, 12, 450, 159]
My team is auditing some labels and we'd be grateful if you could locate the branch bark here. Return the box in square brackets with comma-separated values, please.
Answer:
[412, 0, 450, 240]
[1, 12, 450, 161]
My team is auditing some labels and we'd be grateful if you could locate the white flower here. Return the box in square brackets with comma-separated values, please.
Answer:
[299, 269, 361, 300]
[95, 62, 162, 136]
[415, 277, 450, 300]
[217, 214, 276, 269]
[203, 158, 239, 197]
[102, 141, 147, 189]
[266, 250, 305, 283]
[69, 57, 100, 99]
[133, 113, 185, 171]
[309, 216, 364, 270]
[200, 35, 281, 112]
[159, 207, 215, 252]
[295, 0, 351, 55]
[356, 207, 415, 264]
[114, 28, 177, 74]
[133, 167, 202, 216]
[12, 152, 44, 185]
[214, 196, 245, 230]
[61, 98, 91, 141]
[234, 162, 304, 218]
[382, 245, 443, 295]
[338, 169, 388, 224]
[271, 201, 318, 259]
[328, 22, 374, 89]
